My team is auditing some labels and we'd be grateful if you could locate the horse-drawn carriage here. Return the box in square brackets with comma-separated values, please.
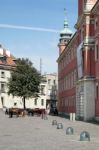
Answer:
[9, 108, 25, 118]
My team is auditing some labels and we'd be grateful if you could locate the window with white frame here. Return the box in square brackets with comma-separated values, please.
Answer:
[68, 51, 70, 63]
[34, 99, 37, 105]
[63, 57, 65, 68]
[68, 74, 70, 89]
[71, 48, 73, 60]
[48, 79, 51, 85]
[95, 18, 98, 30]
[62, 98, 64, 107]
[60, 81, 61, 92]
[41, 99, 44, 106]
[67, 75, 68, 89]
[96, 83, 98, 99]
[48, 89, 51, 96]
[65, 54, 67, 66]
[81, 28, 84, 42]
[1, 83, 5, 93]
[73, 70, 76, 85]
[53, 79, 56, 85]
[71, 72, 73, 88]
[1, 97, 4, 106]
[40, 85, 45, 95]
[64, 78, 66, 90]
[66, 53, 68, 64]
[1, 71, 5, 78]
[95, 44, 99, 60]
[74, 45, 77, 57]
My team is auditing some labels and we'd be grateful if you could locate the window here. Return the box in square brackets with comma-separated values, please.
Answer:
[40, 85, 45, 95]
[83, 0, 86, 10]
[34, 99, 37, 105]
[1, 83, 5, 93]
[1, 97, 4, 106]
[96, 84, 98, 98]
[81, 29, 83, 41]
[68, 51, 70, 63]
[74, 70, 77, 85]
[95, 18, 98, 30]
[41, 99, 44, 106]
[48, 79, 51, 85]
[48, 89, 51, 96]
[95, 45, 99, 60]
[53, 80, 56, 85]
[95, 20, 98, 29]
[1, 71, 5, 78]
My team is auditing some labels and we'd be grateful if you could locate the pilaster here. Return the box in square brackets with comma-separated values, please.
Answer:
[76, 78, 95, 121]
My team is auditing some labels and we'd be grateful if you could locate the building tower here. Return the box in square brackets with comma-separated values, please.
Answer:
[57, 10, 73, 116]
[58, 10, 72, 55]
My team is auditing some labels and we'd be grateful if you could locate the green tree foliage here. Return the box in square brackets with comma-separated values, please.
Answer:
[8, 58, 41, 109]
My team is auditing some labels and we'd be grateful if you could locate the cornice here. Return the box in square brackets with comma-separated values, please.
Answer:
[0, 64, 15, 71]
[75, 10, 91, 29]
[83, 37, 95, 46]
[76, 77, 95, 84]
[91, 1, 99, 14]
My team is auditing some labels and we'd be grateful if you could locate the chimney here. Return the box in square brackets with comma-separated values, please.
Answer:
[6, 50, 10, 57]
[0, 45, 3, 55]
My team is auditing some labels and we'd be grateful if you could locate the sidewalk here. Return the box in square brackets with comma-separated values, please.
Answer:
[0, 110, 99, 150]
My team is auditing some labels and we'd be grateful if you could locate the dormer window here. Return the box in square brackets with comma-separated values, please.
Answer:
[0, 56, 7, 63]
[1, 71, 5, 78]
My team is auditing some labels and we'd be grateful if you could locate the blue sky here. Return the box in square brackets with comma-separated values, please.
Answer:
[0, 0, 78, 74]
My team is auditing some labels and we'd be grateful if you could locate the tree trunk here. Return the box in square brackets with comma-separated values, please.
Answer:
[23, 97, 26, 110]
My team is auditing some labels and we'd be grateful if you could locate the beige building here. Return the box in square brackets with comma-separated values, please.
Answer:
[42, 73, 58, 109]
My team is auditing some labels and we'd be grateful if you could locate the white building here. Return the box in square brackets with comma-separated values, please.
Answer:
[0, 45, 58, 110]
[42, 73, 58, 109]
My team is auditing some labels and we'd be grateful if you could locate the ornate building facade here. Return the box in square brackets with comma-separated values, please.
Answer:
[57, 0, 99, 121]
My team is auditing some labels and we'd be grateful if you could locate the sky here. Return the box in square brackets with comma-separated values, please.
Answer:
[0, 0, 78, 74]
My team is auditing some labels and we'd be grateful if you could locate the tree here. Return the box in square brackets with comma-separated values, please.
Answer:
[8, 58, 41, 109]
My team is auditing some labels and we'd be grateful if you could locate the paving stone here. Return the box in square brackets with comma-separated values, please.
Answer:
[0, 110, 99, 150]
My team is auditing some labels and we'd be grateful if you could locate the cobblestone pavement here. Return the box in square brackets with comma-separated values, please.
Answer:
[0, 111, 99, 150]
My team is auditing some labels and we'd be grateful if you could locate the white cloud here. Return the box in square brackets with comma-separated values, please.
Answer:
[0, 24, 59, 33]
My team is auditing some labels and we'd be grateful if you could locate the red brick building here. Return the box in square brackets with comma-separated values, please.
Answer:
[57, 0, 99, 121]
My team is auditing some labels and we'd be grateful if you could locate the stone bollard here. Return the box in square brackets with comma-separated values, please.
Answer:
[72, 113, 75, 121]
[66, 127, 74, 135]
[44, 115, 48, 120]
[57, 123, 63, 129]
[80, 131, 90, 141]
[70, 113, 73, 121]
[52, 120, 57, 126]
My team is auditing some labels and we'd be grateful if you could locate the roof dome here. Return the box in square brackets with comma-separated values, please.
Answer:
[59, 9, 73, 46]
[60, 20, 72, 35]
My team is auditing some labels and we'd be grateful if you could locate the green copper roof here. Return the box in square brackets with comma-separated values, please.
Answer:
[59, 9, 72, 43]
[60, 19, 72, 35]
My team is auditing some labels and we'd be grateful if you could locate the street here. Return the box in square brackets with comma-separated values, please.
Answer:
[0, 110, 99, 150]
